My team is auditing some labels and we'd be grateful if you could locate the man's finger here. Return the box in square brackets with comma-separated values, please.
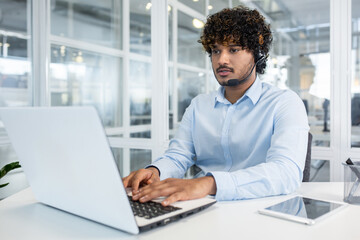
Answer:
[137, 184, 177, 202]
[162, 192, 184, 206]
[122, 172, 135, 187]
[146, 177, 156, 185]
[131, 177, 142, 192]
[131, 170, 153, 192]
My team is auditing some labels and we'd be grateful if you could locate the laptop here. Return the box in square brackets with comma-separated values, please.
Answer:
[0, 106, 216, 234]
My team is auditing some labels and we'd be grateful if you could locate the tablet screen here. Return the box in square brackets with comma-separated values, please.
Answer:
[265, 196, 344, 220]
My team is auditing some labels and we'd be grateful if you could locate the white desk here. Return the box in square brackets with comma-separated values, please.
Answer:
[1, 182, 360, 240]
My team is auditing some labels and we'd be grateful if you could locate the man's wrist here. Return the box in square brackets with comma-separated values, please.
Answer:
[146, 166, 160, 177]
[202, 176, 217, 195]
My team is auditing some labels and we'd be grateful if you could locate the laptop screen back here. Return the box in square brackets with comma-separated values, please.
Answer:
[0, 107, 139, 234]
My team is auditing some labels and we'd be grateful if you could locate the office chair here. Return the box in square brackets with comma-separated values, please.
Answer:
[302, 132, 313, 182]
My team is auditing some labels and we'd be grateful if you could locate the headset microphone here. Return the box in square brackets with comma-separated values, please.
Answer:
[224, 55, 266, 87]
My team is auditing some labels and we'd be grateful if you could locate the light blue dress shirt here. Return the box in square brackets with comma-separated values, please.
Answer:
[150, 77, 309, 201]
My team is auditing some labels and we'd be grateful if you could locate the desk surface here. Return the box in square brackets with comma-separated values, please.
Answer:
[1, 182, 360, 240]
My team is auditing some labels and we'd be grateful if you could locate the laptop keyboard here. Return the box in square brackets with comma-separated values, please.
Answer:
[128, 196, 181, 219]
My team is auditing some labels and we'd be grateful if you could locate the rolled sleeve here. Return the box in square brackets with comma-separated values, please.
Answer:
[206, 171, 237, 201]
[146, 157, 187, 180]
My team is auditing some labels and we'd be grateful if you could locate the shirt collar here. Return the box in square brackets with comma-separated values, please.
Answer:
[213, 76, 262, 107]
[214, 87, 228, 106]
[244, 76, 262, 105]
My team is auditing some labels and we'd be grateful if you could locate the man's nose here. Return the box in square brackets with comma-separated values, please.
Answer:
[218, 51, 230, 65]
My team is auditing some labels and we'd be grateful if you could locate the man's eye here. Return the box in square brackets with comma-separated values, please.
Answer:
[230, 48, 239, 53]
[212, 49, 220, 54]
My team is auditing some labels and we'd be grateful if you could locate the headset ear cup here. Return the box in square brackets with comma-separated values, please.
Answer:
[256, 55, 265, 66]
[255, 53, 268, 74]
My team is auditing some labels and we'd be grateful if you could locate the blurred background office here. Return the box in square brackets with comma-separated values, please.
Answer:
[0, 0, 359, 199]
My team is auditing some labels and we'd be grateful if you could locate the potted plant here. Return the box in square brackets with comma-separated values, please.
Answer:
[0, 162, 21, 188]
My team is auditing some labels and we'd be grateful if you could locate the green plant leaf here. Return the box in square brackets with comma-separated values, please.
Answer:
[0, 162, 21, 179]
[0, 183, 9, 188]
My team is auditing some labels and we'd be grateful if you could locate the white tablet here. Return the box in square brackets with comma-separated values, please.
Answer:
[258, 196, 347, 225]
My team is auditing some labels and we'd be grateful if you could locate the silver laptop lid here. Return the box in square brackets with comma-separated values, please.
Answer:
[0, 107, 139, 234]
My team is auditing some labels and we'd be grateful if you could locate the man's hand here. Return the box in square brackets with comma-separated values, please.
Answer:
[132, 176, 217, 206]
[122, 167, 160, 193]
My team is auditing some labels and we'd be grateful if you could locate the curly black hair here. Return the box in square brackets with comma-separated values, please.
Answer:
[199, 6, 272, 74]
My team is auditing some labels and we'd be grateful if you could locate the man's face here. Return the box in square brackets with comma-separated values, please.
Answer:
[210, 43, 255, 86]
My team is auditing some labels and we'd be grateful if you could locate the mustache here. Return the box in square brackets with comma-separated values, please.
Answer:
[216, 65, 234, 73]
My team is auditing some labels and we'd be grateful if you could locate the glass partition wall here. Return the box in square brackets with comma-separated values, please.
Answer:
[0, 0, 358, 197]
[49, 0, 154, 175]
[236, 0, 332, 181]
[50, 0, 124, 132]
[0, 0, 32, 108]
[0, 0, 32, 198]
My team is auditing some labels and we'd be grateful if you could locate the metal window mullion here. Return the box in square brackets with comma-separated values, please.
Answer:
[106, 125, 152, 138]
[330, 0, 351, 181]
[169, 0, 206, 21]
[311, 147, 335, 161]
[32, 0, 50, 106]
[205, 0, 210, 94]
[108, 137, 153, 150]
[121, 0, 131, 175]
[151, 0, 169, 161]
[50, 35, 125, 58]
[27, 0, 32, 105]
[340, 0, 352, 181]
[177, 63, 207, 73]
[330, 0, 341, 181]
[122, 148, 130, 176]
[112, 1, 123, 132]
[67, 2, 73, 37]
[129, 53, 152, 63]
[342, 0, 352, 180]
[173, 4, 179, 129]
[128, 124, 151, 133]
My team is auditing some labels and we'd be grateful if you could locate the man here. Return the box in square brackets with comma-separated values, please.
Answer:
[123, 6, 309, 206]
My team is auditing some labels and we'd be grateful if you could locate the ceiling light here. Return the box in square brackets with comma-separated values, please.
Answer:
[192, 18, 204, 29]
[60, 46, 66, 56]
[75, 51, 83, 63]
[208, 5, 213, 10]
[272, 58, 278, 65]
[299, 31, 307, 39]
